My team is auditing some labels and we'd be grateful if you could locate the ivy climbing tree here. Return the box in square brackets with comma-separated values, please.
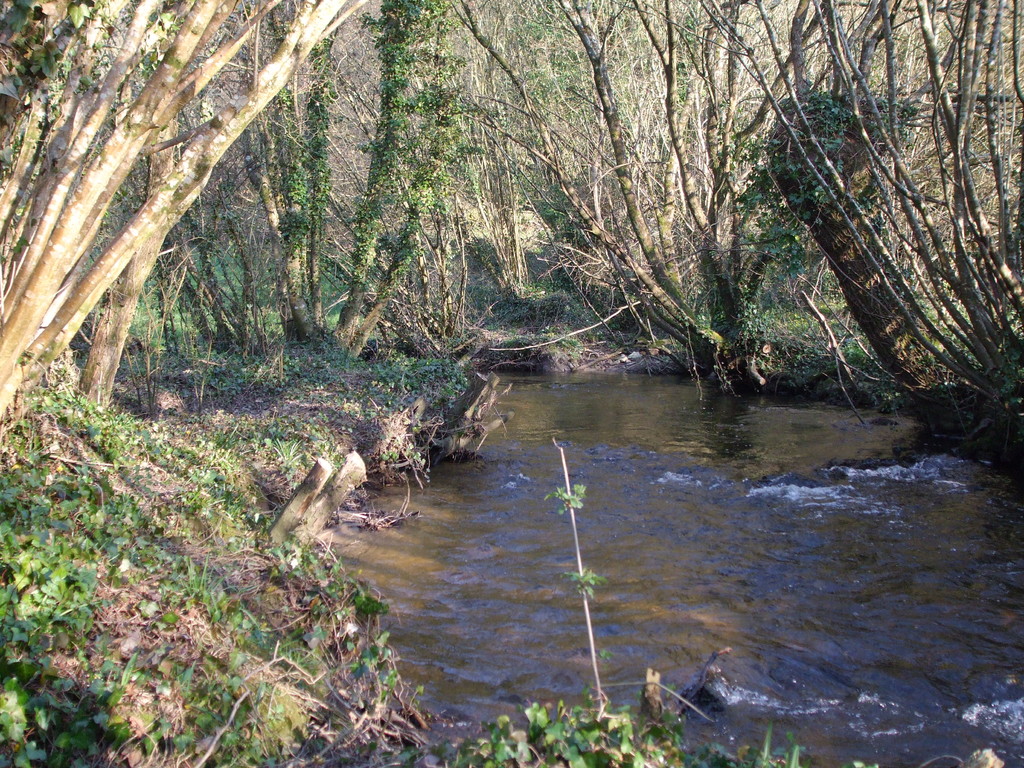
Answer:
[335, 0, 464, 354]
[245, 28, 342, 343]
[252, 81, 319, 342]
[304, 37, 337, 330]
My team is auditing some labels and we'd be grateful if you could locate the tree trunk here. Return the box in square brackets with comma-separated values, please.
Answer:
[249, 123, 317, 343]
[305, 37, 336, 330]
[80, 123, 177, 405]
[769, 108, 938, 400]
[0, 0, 369, 418]
[639, 668, 663, 721]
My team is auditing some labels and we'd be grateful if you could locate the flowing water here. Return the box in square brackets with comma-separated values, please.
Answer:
[334, 374, 1024, 766]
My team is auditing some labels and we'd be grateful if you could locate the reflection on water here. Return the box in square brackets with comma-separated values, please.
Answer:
[334, 374, 1024, 766]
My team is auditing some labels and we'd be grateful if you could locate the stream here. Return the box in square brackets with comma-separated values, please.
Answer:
[333, 373, 1024, 766]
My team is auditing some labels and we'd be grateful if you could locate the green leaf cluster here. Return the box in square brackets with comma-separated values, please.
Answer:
[455, 699, 829, 768]
[547, 483, 586, 514]
[563, 568, 606, 600]
[455, 700, 884, 768]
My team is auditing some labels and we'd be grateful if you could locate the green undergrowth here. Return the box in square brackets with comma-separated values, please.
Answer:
[455, 701, 834, 768]
[128, 342, 465, 415]
[483, 289, 590, 334]
[126, 345, 467, 492]
[760, 325, 903, 410]
[0, 382, 423, 768]
[471, 285, 612, 372]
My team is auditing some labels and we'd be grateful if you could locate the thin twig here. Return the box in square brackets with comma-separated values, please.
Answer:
[52, 454, 115, 469]
[915, 757, 962, 768]
[192, 689, 251, 768]
[553, 440, 604, 708]
[490, 302, 639, 352]
[272, 654, 327, 686]
[799, 289, 866, 425]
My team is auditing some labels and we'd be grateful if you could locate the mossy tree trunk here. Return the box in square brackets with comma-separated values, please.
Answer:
[251, 85, 319, 343]
[768, 108, 939, 399]
[336, 0, 462, 354]
[304, 37, 337, 331]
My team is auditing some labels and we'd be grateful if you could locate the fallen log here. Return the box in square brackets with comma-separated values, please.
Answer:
[430, 372, 513, 464]
[270, 452, 367, 544]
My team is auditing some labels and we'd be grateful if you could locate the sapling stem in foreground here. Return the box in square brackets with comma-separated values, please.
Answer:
[552, 439, 605, 707]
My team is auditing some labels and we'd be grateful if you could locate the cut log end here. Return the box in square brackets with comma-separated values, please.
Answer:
[269, 453, 366, 544]
[639, 668, 663, 721]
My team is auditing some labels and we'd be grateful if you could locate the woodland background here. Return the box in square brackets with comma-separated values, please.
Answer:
[2, 0, 1024, 460]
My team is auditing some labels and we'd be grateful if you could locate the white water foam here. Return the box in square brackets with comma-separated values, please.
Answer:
[963, 698, 1024, 743]
[850, 693, 928, 738]
[834, 455, 968, 490]
[714, 681, 841, 716]
[747, 483, 855, 508]
[721, 686, 925, 740]
[656, 471, 703, 488]
[856, 692, 890, 708]
[502, 473, 531, 489]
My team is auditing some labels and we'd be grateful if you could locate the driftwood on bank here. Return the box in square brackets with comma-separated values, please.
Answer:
[269, 374, 511, 542]
[270, 451, 367, 544]
[429, 372, 513, 464]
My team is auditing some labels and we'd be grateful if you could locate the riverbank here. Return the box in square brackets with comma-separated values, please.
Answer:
[0, 346, 803, 767]
[0, 349, 743, 768]
[0, 353, 443, 767]
[2, 347, 1010, 768]
[473, 307, 904, 415]
[472, 291, 1022, 470]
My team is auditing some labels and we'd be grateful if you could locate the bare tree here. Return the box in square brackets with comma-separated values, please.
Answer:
[460, 0, 775, 379]
[0, 0, 368, 417]
[705, 0, 1024, 449]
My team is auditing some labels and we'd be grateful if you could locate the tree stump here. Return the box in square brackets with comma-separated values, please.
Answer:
[430, 372, 513, 464]
[297, 452, 366, 540]
[269, 452, 367, 544]
[639, 668, 663, 721]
